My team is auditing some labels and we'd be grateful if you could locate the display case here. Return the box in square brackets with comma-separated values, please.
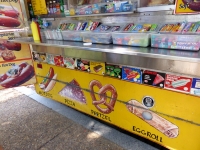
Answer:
[112, 32, 151, 47]
[151, 33, 200, 51]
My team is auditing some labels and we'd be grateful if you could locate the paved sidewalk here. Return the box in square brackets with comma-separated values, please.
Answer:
[0, 86, 168, 150]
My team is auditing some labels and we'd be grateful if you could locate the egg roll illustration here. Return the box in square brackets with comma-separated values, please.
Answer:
[126, 100, 179, 138]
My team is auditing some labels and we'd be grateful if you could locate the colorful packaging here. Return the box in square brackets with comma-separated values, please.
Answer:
[139, 24, 152, 32]
[90, 22, 99, 31]
[142, 70, 166, 88]
[159, 24, 168, 32]
[92, 4, 100, 14]
[165, 24, 174, 32]
[191, 78, 200, 96]
[177, 21, 187, 33]
[164, 74, 192, 93]
[61, 23, 67, 30]
[149, 24, 158, 31]
[188, 23, 195, 32]
[76, 22, 82, 31]
[129, 25, 136, 31]
[132, 24, 143, 32]
[192, 22, 200, 32]
[106, 3, 115, 13]
[122, 67, 142, 83]
[105, 64, 122, 79]
[171, 23, 181, 33]
[182, 22, 192, 33]
[96, 24, 111, 32]
[85, 21, 93, 31]
[111, 26, 121, 32]
[79, 22, 88, 30]
[124, 24, 134, 31]
[67, 23, 76, 30]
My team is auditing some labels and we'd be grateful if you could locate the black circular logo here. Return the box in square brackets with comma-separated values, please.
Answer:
[142, 96, 155, 108]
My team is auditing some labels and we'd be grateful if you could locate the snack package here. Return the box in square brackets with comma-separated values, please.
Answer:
[67, 23, 76, 30]
[171, 23, 181, 33]
[124, 24, 134, 31]
[75, 22, 82, 31]
[90, 22, 100, 31]
[182, 22, 192, 33]
[139, 24, 152, 32]
[111, 26, 121, 32]
[92, 4, 100, 14]
[177, 21, 187, 33]
[79, 22, 88, 30]
[85, 21, 93, 31]
[149, 24, 158, 31]
[191, 22, 200, 32]
[105, 3, 115, 13]
[95, 24, 111, 32]
[132, 24, 143, 32]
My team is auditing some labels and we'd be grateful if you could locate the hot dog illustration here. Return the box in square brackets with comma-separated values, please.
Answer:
[0, 10, 19, 18]
[0, 16, 20, 27]
[183, 0, 200, 11]
[39, 67, 57, 92]
[0, 62, 34, 88]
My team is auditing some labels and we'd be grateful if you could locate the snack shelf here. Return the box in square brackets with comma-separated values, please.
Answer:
[40, 11, 134, 19]
[10, 37, 200, 63]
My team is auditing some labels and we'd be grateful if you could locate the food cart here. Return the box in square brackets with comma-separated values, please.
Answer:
[1, 0, 200, 150]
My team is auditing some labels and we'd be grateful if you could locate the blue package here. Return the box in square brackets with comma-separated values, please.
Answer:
[114, 1, 128, 12]
[122, 4, 133, 12]
[191, 78, 200, 96]
[122, 66, 142, 83]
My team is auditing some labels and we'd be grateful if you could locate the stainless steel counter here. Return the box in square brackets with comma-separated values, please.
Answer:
[11, 38, 200, 77]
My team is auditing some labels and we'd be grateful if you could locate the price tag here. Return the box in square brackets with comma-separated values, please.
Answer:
[31, 0, 47, 15]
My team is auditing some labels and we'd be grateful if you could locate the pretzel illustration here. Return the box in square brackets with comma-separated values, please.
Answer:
[89, 80, 117, 114]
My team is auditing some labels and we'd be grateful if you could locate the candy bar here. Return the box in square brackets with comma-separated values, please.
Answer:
[75, 22, 82, 31]
[124, 24, 134, 31]
[139, 24, 152, 32]
[85, 21, 93, 31]
[133, 24, 143, 32]
[149, 24, 158, 31]
[177, 21, 187, 33]
[111, 26, 120, 32]
[79, 22, 88, 30]
[182, 23, 192, 33]
[90, 22, 99, 31]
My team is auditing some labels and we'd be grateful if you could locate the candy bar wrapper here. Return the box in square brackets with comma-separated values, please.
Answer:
[171, 23, 181, 33]
[122, 67, 142, 83]
[139, 24, 152, 32]
[75, 22, 82, 31]
[182, 23, 192, 33]
[192, 22, 200, 32]
[188, 23, 195, 32]
[46, 53, 55, 65]
[126, 100, 179, 138]
[95, 24, 111, 32]
[85, 21, 94, 31]
[133, 24, 143, 32]
[67, 23, 76, 30]
[149, 24, 158, 31]
[79, 22, 88, 30]
[54, 55, 64, 67]
[142, 70, 166, 88]
[90, 22, 100, 31]
[111, 26, 121, 32]
[61, 23, 68, 30]
[105, 64, 122, 79]
[124, 24, 134, 31]
[164, 74, 192, 93]
[177, 21, 187, 33]
[165, 24, 174, 32]
[129, 25, 136, 31]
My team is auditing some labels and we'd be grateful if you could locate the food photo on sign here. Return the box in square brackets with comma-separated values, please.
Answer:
[0, 61, 35, 89]
[0, 3, 22, 29]
[0, 39, 21, 61]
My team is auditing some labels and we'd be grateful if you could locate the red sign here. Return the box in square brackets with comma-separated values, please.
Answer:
[164, 74, 192, 93]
